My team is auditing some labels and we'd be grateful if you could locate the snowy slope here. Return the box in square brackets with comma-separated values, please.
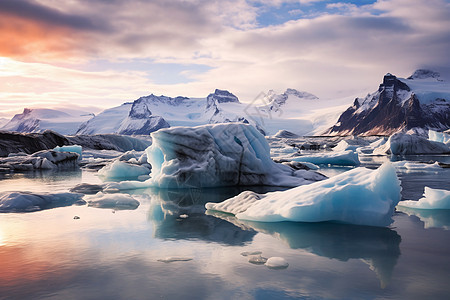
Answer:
[1, 108, 94, 135]
[247, 88, 349, 136]
[77, 89, 264, 135]
[326, 70, 450, 136]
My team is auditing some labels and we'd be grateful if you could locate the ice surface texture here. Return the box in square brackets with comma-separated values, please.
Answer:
[398, 187, 450, 209]
[146, 123, 326, 188]
[206, 163, 401, 227]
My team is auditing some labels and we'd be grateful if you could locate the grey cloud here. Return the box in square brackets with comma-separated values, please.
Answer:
[0, 0, 110, 32]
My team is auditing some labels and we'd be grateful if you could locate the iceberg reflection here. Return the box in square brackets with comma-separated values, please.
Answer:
[145, 187, 286, 245]
[208, 211, 401, 288]
[397, 207, 450, 230]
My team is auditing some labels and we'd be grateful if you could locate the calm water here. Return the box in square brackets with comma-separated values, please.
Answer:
[0, 159, 450, 299]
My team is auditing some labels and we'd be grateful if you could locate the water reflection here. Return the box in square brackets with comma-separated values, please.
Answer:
[145, 186, 287, 245]
[397, 207, 450, 230]
[208, 211, 401, 288]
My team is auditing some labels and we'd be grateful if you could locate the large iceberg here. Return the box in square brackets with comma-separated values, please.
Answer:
[145, 123, 326, 188]
[206, 163, 401, 227]
[397, 187, 450, 209]
[374, 132, 450, 155]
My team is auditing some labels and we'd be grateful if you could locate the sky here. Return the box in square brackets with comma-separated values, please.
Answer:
[0, 0, 449, 118]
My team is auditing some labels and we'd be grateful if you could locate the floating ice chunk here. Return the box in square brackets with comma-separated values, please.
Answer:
[145, 123, 325, 188]
[98, 160, 151, 180]
[428, 130, 450, 145]
[393, 161, 442, 172]
[53, 145, 82, 159]
[265, 257, 289, 269]
[70, 183, 104, 194]
[85, 192, 140, 210]
[248, 255, 268, 265]
[0, 150, 79, 171]
[292, 150, 360, 166]
[333, 140, 359, 152]
[157, 257, 193, 263]
[206, 163, 401, 227]
[0, 191, 84, 213]
[397, 187, 450, 209]
[374, 133, 450, 155]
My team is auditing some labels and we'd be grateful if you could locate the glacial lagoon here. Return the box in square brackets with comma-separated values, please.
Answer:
[0, 156, 449, 299]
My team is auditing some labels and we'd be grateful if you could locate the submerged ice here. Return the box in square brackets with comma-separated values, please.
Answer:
[206, 163, 401, 227]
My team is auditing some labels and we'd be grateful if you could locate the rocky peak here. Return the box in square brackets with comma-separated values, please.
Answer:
[206, 89, 239, 110]
[407, 69, 441, 80]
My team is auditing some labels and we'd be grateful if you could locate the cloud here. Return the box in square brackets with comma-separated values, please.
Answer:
[0, 0, 449, 117]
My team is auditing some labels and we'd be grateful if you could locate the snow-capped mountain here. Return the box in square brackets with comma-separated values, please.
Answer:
[1, 108, 94, 135]
[326, 70, 450, 136]
[76, 89, 262, 135]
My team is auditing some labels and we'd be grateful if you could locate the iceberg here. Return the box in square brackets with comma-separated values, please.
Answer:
[206, 163, 401, 227]
[98, 160, 151, 180]
[428, 130, 450, 145]
[397, 187, 450, 209]
[0, 191, 84, 213]
[374, 132, 450, 155]
[145, 123, 326, 188]
[0, 150, 79, 171]
[85, 192, 140, 210]
[53, 145, 82, 159]
[292, 150, 360, 166]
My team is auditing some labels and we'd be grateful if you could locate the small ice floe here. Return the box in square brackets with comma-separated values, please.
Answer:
[53, 145, 82, 159]
[85, 192, 140, 210]
[98, 160, 151, 180]
[397, 187, 450, 209]
[393, 161, 442, 172]
[265, 257, 289, 269]
[248, 255, 268, 265]
[292, 150, 360, 166]
[206, 163, 401, 227]
[179, 214, 189, 219]
[0, 191, 84, 213]
[70, 183, 104, 194]
[157, 257, 193, 263]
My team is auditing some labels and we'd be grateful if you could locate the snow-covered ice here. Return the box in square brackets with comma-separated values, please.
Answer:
[85, 192, 140, 210]
[292, 150, 360, 166]
[144, 123, 326, 188]
[265, 257, 289, 269]
[98, 160, 151, 180]
[397, 187, 450, 209]
[206, 163, 401, 227]
[0, 191, 84, 213]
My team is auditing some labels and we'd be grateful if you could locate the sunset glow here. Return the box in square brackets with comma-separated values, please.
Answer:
[0, 0, 449, 119]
